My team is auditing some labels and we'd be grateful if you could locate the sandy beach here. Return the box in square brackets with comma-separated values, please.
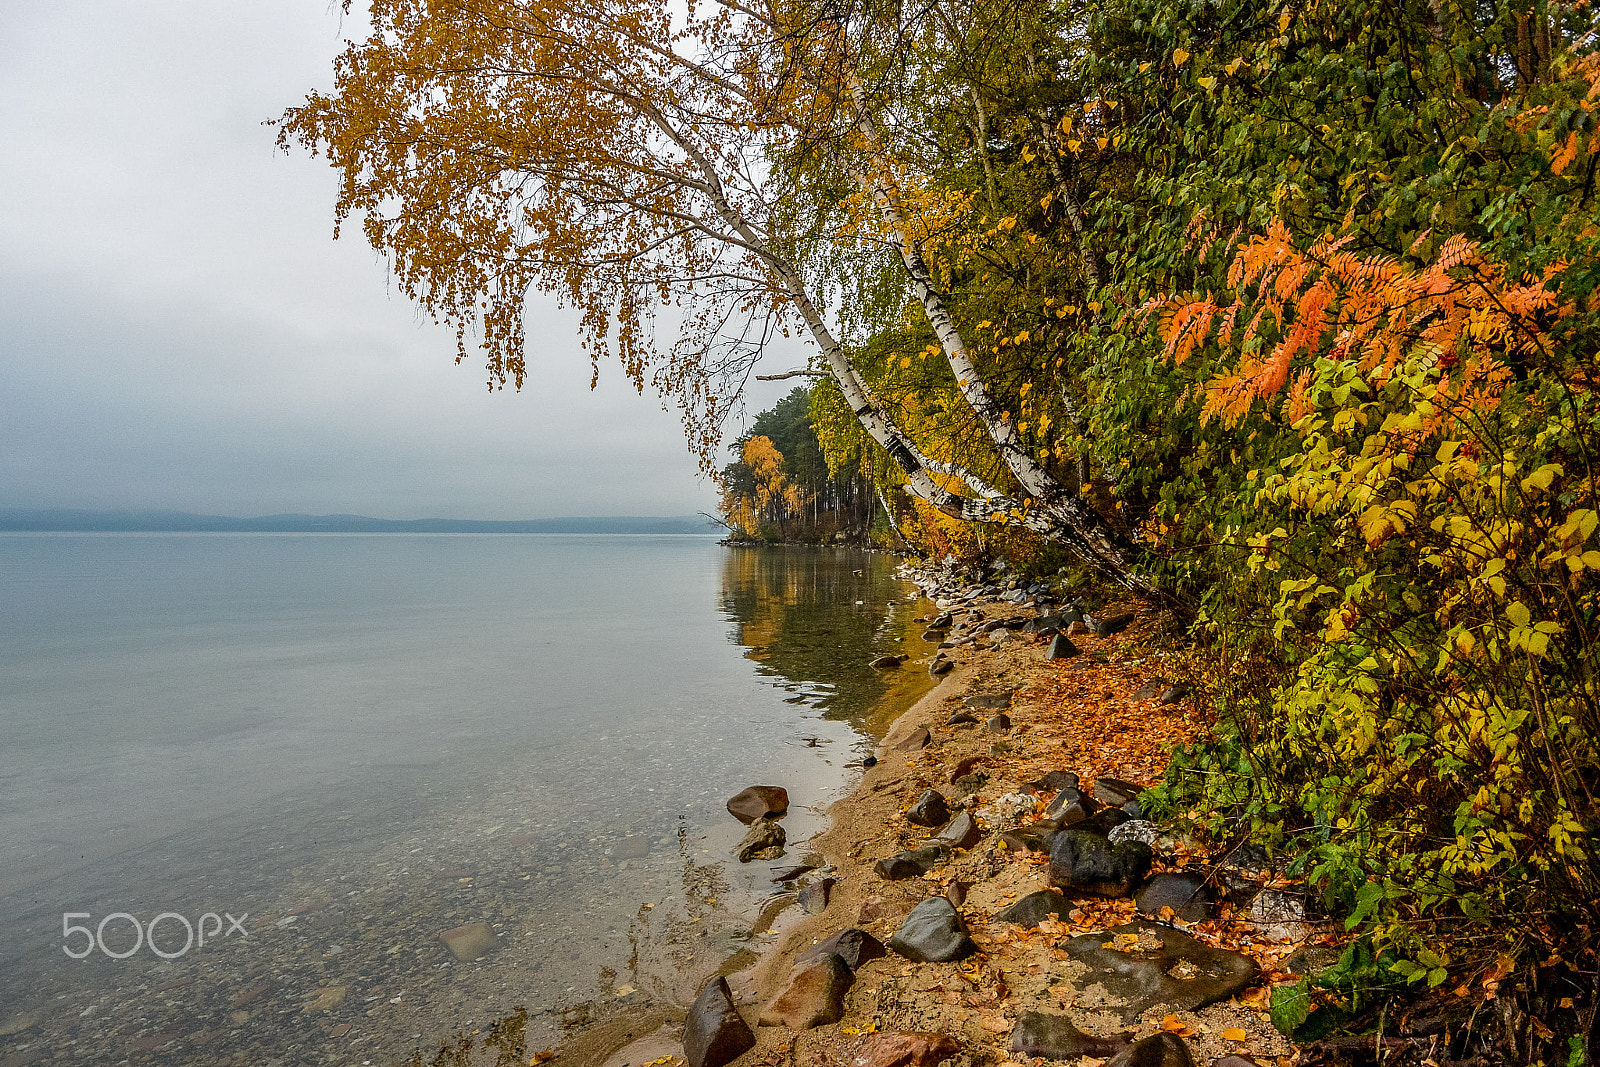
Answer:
[574, 569, 1325, 1067]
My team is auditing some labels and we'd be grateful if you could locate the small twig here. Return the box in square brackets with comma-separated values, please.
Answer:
[755, 368, 826, 380]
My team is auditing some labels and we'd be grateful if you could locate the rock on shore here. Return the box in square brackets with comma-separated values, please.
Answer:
[591, 559, 1297, 1067]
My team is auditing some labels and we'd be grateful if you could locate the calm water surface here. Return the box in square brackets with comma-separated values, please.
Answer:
[0, 535, 932, 1065]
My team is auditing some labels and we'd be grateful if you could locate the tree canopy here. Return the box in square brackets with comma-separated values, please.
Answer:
[286, 0, 1600, 1051]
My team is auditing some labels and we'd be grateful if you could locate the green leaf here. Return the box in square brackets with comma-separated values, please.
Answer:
[1270, 979, 1312, 1036]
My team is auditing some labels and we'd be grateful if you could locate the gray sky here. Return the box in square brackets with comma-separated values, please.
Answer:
[0, 1, 799, 519]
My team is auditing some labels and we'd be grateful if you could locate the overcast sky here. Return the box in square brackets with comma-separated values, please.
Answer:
[0, 1, 801, 519]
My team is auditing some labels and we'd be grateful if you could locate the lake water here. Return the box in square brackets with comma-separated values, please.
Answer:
[0, 535, 932, 1065]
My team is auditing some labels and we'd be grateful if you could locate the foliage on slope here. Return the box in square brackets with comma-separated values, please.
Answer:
[1064, 0, 1600, 1049]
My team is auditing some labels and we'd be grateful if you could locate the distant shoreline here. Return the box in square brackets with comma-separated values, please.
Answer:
[0, 508, 719, 536]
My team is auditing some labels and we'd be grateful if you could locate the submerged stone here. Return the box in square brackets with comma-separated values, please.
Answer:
[438, 922, 497, 962]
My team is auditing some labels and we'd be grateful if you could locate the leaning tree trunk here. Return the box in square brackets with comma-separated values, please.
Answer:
[836, 93, 1172, 604]
[643, 82, 1173, 603]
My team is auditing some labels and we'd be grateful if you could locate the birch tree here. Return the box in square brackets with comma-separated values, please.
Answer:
[280, 0, 1169, 599]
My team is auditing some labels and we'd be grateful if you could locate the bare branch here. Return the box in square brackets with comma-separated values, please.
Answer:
[755, 368, 827, 380]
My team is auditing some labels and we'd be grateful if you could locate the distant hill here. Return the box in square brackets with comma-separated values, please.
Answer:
[0, 508, 721, 535]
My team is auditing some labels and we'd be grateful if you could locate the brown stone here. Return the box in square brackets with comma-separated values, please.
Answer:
[735, 818, 786, 861]
[851, 1032, 962, 1067]
[797, 928, 886, 971]
[683, 976, 754, 1067]
[858, 895, 893, 923]
[759, 954, 853, 1029]
[230, 981, 270, 1009]
[929, 812, 981, 850]
[894, 728, 930, 751]
[1009, 1013, 1127, 1061]
[438, 921, 497, 961]
[727, 786, 789, 824]
[303, 985, 348, 1012]
[949, 755, 989, 782]
[797, 877, 835, 915]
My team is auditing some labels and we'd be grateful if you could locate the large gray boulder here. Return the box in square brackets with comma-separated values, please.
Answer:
[1060, 921, 1261, 1022]
[888, 897, 975, 962]
[1048, 828, 1151, 897]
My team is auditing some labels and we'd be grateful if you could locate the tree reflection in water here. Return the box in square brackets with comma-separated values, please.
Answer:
[719, 546, 934, 736]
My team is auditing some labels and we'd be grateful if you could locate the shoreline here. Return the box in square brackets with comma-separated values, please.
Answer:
[585, 564, 1317, 1067]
